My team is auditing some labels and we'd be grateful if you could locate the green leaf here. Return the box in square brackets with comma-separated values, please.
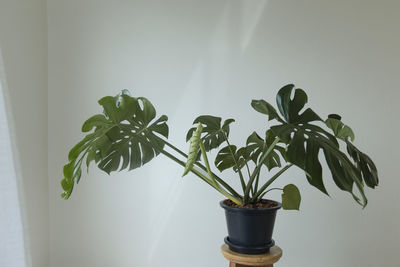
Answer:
[235, 147, 251, 171]
[116, 94, 138, 121]
[68, 133, 95, 161]
[325, 117, 379, 191]
[86, 149, 96, 169]
[183, 123, 203, 176]
[305, 138, 327, 195]
[82, 115, 110, 132]
[98, 96, 121, 123]
[270, 85, 372, 207]
[282, 184, 301, 210]
[63, 161, 75, 181]
[136, 97, 156, 124]
[323, 148, 353, 192]
[186, 116, 234, 152]
[289, 89, 308, 120]
[251, 99, 283, 122]
[276, 84, 321, 123]
[286, 133, 306, 168]
[61, 91, 169, 199]
[276, 84, 293, 122]
[276, 122, 358, 197]
[346, 141, 379, 188]
[61, 178, 74, 199]
[245, 131, 282, 171]
[325, 117, 355, 142]
[296, 108, 321, 124]
[215, 145, 238, 172]
[270, 124, 293, 143]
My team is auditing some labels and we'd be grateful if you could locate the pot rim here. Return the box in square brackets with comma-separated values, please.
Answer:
[220, 199, 282, 213]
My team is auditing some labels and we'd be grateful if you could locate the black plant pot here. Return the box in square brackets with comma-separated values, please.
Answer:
[220, 199, 281, 255]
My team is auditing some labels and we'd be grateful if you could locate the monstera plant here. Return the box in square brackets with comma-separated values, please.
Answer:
[61, 84, 378, 254]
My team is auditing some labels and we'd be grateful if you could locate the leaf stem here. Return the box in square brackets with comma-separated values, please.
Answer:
[245, 162, 252, 179]
[253, 171, 261, 198]
[256, 187, 283, 202]
[160, 138, 242, 199]
[244, 137, 280, 203]
[160, 149, 212, 184]
[199, 142, 217, 185]
[222, 131, 246, 194]
[163, 140, 188, 158]
[160, 149, 243, 205]
[251, 164, 293, 202]
[198, 141, 243, 204]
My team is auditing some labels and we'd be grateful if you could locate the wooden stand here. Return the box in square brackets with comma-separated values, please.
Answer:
[221, 244, 282, 267]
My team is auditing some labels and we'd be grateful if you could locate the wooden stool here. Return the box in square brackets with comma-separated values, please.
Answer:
[221, 244, 282, 267]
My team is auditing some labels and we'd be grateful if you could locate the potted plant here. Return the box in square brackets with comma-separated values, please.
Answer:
[61, 84, 378, 255]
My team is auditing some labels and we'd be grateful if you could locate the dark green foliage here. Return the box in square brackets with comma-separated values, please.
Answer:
[61, 91, 168, 199]
[326, 117, 355, 142]
[252, 84, 378, 207]
[214, 145, 240, 172]
[62, 84, 378, 210]
[251, 100, 282, 122]
[186, 116, 234, 152]
[214, 130, 285, 174]
[245, 131, 283, 171]
[346, 141, 379, 188]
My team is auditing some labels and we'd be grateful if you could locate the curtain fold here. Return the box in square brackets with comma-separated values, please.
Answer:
[0, 48, 28, 267]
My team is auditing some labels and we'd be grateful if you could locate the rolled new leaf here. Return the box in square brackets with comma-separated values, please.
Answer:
[182, 123, 203, 177]
[186, 115, 234, 152]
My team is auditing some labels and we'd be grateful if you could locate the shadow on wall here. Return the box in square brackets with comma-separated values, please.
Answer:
[145, 1, 273, 262]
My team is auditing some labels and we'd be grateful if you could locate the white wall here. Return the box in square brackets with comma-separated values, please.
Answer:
[0, 1, 48, 267]
[48, 1, 400, 266]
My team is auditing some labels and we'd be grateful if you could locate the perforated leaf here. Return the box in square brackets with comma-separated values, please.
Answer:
[214, 145, 240, 172]
[245, 131, 282, 171]
[325, 116, 355, 142]
[186, 116, 234, 152]
[61, 91, 169, 199]
[254, 84, 378, 207]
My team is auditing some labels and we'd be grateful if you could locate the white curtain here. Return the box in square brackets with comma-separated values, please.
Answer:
[0, 48, 27, 267]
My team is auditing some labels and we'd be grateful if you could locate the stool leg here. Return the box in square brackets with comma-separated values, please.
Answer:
[229, 262, 273, 267]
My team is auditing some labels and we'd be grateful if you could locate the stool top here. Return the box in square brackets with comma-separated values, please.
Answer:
[221, 244, 282, 266]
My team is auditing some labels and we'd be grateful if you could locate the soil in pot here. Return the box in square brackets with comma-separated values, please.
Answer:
[223, 199, 278, 209]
